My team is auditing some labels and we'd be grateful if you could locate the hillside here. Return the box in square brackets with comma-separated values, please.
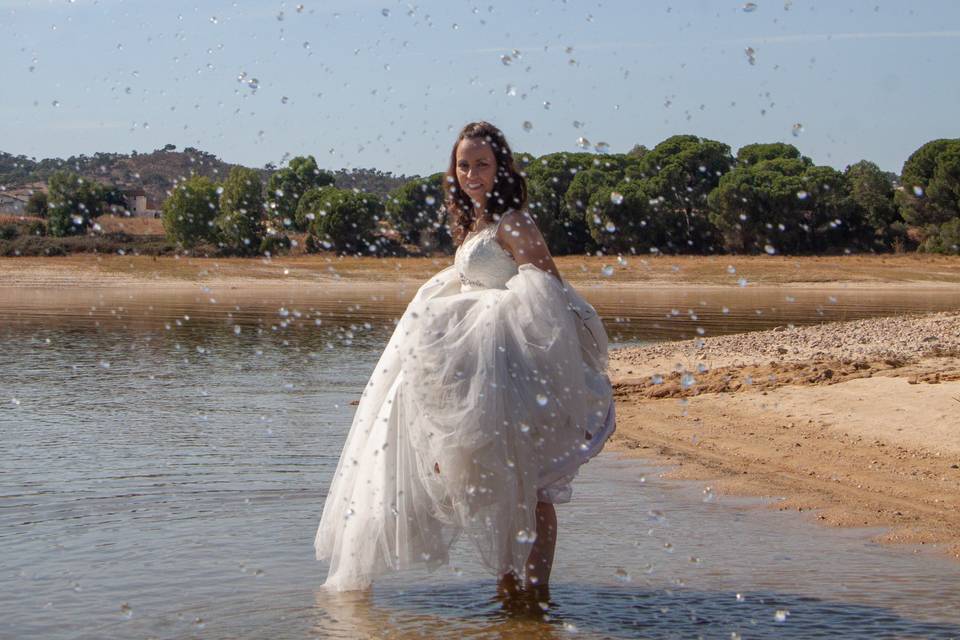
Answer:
[0, 148, 414, 205]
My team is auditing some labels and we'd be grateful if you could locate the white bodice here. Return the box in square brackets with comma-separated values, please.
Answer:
[454, 217, 519, 291]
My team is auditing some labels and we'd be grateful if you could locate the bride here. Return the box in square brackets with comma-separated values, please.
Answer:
[314, 121, 616, 599]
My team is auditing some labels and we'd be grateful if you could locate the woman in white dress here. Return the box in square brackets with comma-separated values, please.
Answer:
[314, 121, 616, 600]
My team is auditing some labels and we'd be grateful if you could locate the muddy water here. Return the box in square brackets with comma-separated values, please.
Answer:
[2, 286, 960, 638]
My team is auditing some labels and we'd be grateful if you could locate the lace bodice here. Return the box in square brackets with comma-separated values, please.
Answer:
[454, 214, 519, 291]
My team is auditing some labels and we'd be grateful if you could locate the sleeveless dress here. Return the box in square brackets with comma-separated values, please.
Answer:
[315, 210, 616, 591]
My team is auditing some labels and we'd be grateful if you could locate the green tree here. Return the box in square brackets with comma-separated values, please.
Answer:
[384, 173, 445, 246]
[266, 155, 335, 230]
[586, 182, 662, 254]
[304, 187, 382, 253]
[844, 160, 900, 249]
[161, 176, 220, 247]
[631, 135, 733, 252]
[217, 166, 265, 254]
[524, 152, 597, 254]
[708, 155, 862, 254]
[896, 139, 960, 227]
[25, 191, 48, 217]
[735, 142, 807, 167]
[46, 171, 105, 236]
[564, 166, 624, 254]
[919, 218, 960, 254]
[295, 185, 342, 231]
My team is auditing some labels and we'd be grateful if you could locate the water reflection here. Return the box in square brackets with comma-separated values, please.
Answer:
[311, 582, 960, 640]
[3, 283, 960, 347]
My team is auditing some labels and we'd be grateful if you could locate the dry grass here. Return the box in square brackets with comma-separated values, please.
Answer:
[94, 215, 165, 236]
[0, 215, 43, 225]
[2, 252, 959, 288]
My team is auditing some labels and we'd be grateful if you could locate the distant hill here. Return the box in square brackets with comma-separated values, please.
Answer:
[0, 147, 415, 206]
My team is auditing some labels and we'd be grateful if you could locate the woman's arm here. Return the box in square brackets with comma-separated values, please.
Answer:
[496, 210, 563, 282]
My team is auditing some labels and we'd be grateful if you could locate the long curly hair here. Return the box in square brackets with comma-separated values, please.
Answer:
[444, 121, 527, 246]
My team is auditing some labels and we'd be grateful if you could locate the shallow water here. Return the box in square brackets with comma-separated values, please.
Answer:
[2, 289, 960, 639]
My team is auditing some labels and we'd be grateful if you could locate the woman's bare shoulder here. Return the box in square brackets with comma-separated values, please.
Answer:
[498, 209, 540, 238]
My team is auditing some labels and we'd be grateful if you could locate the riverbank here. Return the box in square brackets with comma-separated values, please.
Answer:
[608, 311, 960, 559]
[2, 253, 960, 289]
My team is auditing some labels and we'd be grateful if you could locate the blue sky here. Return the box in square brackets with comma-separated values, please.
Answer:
[2, 0, 958, 177]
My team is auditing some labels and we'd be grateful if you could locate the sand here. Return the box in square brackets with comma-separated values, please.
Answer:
[608, 311, 960, 559]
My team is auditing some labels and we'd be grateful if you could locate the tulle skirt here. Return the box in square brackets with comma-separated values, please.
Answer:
[314, 263, 616, 591]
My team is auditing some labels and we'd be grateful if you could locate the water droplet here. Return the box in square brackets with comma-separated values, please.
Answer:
[727, 265, 736, 274]
[912, 185, 924, 197]
[543, 100, 551, 110]
[281, 96, 289, 104]
[594, 141, 610, 153]
[519, 422, 530, 433]
[247, 78, 259, 92]
[738, 277, 748, 287]
[601, 265, 614, 277]
[736, 592, 745, 602]
[764, 244, 776, 255]
[381, 8, 390, 17]
[52, 100, 60, 108]
[610, 191, 624, 205]
[745, 47, 756, 65]
[651, 374, 663, 385]
[425, 195, 436, 205]
[680, 373, 695, 389]
[604, 221, 616, 233]
[500, 54, 512, 65]
[303, 41, 311, 49]
[522, 120, 533, 132]
[120, 602, 133, 619]
[796, 190, 809, 200]
[742, 2, 758, 12]
[791, 123, 803, 137]
[774, 609, 790, 622]
[613, 567, 631, 582]
[572, 120, 584, 128]
[451, 22, 459, 30]
[576, 136, 590, 149]
[194, 617, 206, 628]
[505, 84, 516, 96]
[516, 529, 537, 543]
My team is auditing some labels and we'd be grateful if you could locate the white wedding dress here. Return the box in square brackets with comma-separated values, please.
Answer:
[314, 210, 616, 591]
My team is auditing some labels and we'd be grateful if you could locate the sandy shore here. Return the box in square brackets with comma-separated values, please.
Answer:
[608, 311, 960, 559]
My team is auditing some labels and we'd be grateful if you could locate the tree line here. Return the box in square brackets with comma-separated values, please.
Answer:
[17, 135, 960, 256]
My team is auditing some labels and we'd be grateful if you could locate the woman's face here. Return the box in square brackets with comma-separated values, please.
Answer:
[455, 137, 498, 209]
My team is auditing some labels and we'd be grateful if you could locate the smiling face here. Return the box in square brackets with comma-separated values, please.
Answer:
[455, 137, 498, 211]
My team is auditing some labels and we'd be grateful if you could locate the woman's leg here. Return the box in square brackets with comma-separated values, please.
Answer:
[524, 501, 557, 593]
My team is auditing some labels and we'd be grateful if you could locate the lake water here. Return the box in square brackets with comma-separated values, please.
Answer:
[2, 283, 960, 639]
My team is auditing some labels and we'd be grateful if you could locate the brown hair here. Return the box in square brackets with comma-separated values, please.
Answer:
[444, 121, 527, 246]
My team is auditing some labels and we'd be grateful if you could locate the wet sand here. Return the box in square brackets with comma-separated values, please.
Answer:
[608, 311, 960, 559]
